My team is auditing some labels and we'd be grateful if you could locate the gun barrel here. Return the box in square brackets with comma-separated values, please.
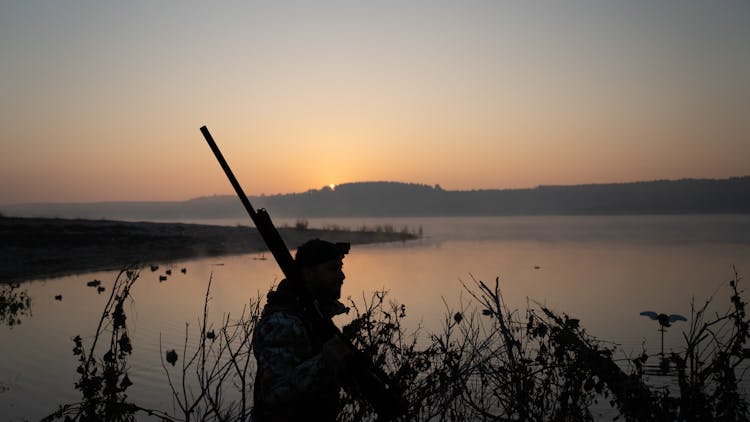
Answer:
[199, 126, 257, 219]
[199, 125, 298, 280]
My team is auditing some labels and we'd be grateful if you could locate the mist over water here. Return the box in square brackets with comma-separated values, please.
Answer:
[1, 215, 748, 420]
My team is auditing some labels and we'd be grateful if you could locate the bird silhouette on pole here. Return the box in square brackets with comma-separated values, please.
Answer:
[640, 311, 687, 357]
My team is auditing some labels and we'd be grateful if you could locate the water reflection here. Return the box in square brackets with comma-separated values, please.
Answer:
[0, 215, 748, 421]
[43, 270, 142, 421]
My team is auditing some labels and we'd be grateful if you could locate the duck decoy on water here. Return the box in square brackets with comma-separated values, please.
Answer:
[166, 349, 178, 366]
[640, 311, 687, 357]
[86, 279, 101, 287]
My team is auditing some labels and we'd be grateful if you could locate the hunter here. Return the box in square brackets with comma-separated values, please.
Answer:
[252, 239, 353, 421]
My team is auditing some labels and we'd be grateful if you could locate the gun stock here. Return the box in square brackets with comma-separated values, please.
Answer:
[200, 125, 408, 420]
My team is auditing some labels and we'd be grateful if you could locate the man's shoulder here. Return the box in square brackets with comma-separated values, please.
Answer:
[255, 308, 308, 342]
[259, 307, 304, 327]
[253, 307, 319, 361]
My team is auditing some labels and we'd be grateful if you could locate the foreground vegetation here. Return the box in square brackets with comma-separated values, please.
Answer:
[36, 268, 749, 421]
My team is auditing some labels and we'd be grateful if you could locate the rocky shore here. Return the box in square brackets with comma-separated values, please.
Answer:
[0, 216, 417, 282]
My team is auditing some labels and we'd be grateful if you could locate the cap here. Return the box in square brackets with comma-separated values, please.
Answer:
[295, 239, 350, 267]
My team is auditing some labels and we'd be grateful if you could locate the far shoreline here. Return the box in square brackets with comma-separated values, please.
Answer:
[0, 216, 418, 283]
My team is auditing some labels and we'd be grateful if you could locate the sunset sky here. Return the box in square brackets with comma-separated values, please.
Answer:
[2, 1, 749, 204]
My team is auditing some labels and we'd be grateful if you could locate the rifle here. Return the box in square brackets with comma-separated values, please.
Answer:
[199, 125, 408, 420]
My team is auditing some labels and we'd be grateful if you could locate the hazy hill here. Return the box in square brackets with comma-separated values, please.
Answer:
[3, 177, 749, 220]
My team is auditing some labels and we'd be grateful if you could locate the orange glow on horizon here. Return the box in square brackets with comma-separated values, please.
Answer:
[1, 2, 749, 205]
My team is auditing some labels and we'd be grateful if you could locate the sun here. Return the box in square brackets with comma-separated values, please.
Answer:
[329, 183, 336, 190]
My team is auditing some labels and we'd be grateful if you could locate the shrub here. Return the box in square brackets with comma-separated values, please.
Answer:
[45, 270, 750, 421]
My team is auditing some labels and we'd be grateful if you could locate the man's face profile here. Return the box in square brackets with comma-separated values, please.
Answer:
[303, 259, 345, 300]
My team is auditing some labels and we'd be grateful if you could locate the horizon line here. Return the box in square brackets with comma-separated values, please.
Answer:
[2, 175, 748, 207]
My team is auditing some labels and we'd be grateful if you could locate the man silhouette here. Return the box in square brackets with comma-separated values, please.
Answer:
[252, 239, 352, 421]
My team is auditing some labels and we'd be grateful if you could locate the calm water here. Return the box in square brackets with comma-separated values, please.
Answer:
[1, 215, 749, 420]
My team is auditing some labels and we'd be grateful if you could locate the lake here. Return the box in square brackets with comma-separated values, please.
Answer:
[1, 214, 749, 420]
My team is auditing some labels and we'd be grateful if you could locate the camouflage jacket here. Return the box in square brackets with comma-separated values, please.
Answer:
[252, 279, 349, 421]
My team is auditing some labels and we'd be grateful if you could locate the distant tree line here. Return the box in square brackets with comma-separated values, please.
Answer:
[259, 177, 750, 217]
[3, 177, 750, 220]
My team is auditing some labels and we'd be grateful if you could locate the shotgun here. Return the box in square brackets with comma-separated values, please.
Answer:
[199, 125, 408, 420]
